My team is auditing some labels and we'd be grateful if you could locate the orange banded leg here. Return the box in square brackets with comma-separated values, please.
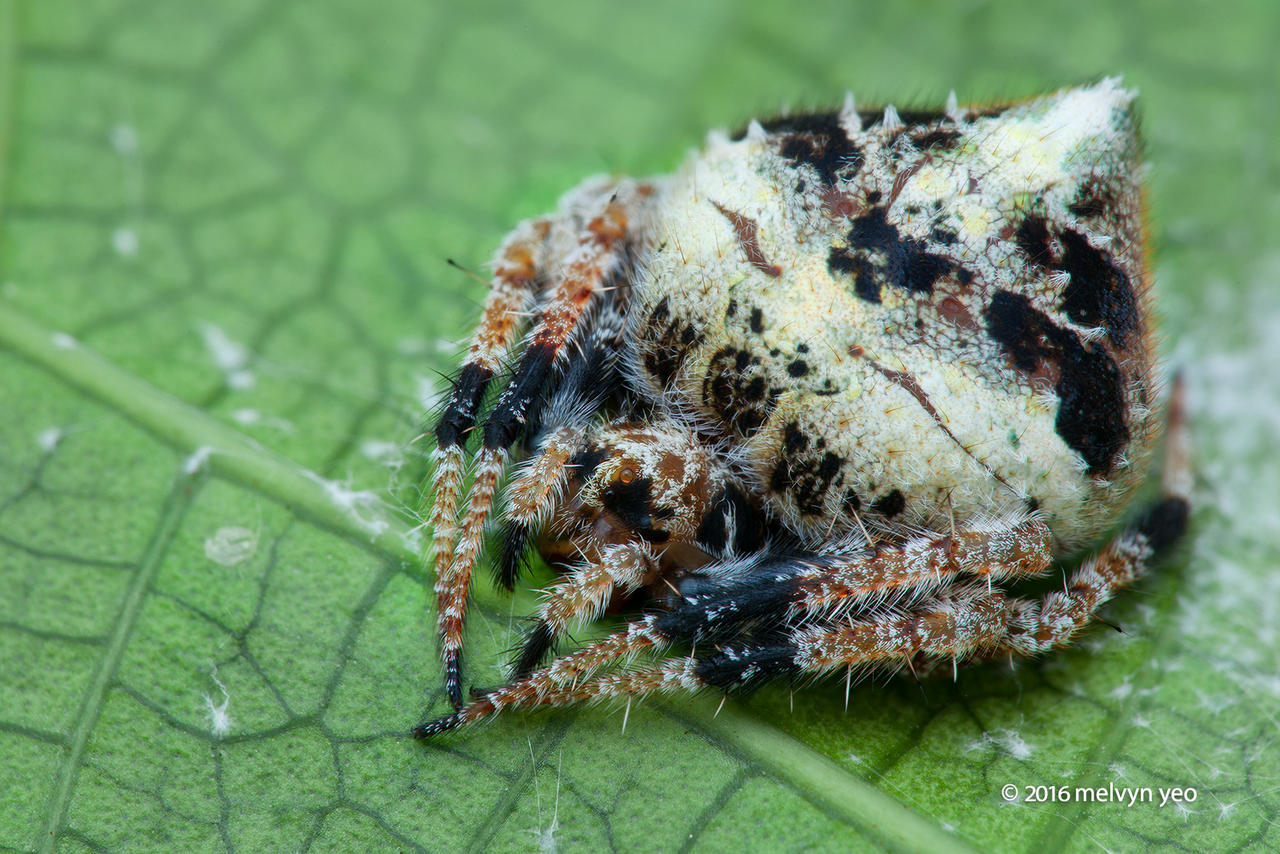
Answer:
[435, 182, 651, 708]
[513, 542, 657, 678]
[792, 518, 1053, 617]
[996, 492, 1189, 656]
[414, 616, 670, 737]
[494, 424, 586, 589]
[414, 586, 1007, 735]
[428, 217, 552, 708]
[429, 217, 551, 572]
[416, 489, 1188, 738]
[416, 382, 1192, 734]
[655, 519, 1052, 647]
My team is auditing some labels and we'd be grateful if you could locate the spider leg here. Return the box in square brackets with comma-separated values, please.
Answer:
[417, 381, 1191, 733]
[513, 541, 658, 678]
[793, 518, 1052, 614]
[413, 584, 1008, 735]
[427, 218, 553, 709]
[416, 498, 1184, 734]
[496, 424, 586, 587]
[436, 182, 649, 708]
[414, 521, 1054, 733]
[699, 584, 1011, 689]
[428, 216, 551, 583]
[414, 615, 670, 737]
[496, 288, 630, 589]
[999, 497, 1187, 656]
[414, 527, 1033, 736]
[659, 517, 1053, 645]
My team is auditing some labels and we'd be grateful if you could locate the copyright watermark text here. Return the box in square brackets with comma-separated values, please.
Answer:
[1000, 782, 1198, 807]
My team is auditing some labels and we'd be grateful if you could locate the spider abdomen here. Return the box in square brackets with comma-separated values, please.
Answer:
[629, 79, 1159, 550]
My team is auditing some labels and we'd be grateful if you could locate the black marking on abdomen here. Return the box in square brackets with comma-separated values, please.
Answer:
[770, 422, 844, 517]
[1015, 215, 1053, 268]
[1068, 177, 1118, 220]
[984, 290, 1129, 475]
[911, 128, 962, 151]
[641, 296, 705, 388]
[703, 347, 782, 437]
[733, 111, 863, 186]
[1012, 215, 1140, 348]
[870, 489, 905, 518]
[828, 246, 882, 303]
[842, 490, 862, 514]
[828, 207, 957, 302]
[1057, 229, 1139, 347]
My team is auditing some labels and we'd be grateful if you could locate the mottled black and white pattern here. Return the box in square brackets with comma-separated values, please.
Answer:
[417, 80, 1188, 737]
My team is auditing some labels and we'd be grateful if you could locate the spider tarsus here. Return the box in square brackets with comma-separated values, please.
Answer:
[496, 520, 531, 591]
[512, 622, 556, 679]
[444, 653, 465, 710]
[412, 711, 463, 739]
[1134, 496, 1190, 554]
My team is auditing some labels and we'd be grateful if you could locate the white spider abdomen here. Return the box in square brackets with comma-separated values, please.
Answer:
[628, 79, 1159, 550]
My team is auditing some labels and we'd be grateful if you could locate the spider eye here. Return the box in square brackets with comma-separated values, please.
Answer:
[617, 466, 637, 484]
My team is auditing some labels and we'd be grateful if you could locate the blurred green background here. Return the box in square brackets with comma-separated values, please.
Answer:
[1, 1, 1277, 851]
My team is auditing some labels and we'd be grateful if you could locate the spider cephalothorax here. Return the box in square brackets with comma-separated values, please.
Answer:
[415, 79, 1191, 737]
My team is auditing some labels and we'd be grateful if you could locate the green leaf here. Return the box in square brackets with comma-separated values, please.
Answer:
[1, 1, 1276, 852]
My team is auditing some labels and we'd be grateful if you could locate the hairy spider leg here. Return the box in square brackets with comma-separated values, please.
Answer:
[414, 615, 671, 737]
[792, 519, 1054, 616]
[413, 589, 1006, 734]
[412, 538, 1054, 736]
[418, 497, 1174, 732]
[428, 217, 552, 579]
[427, 218, 553, 707]
[496, 424, 587, 586]
[496, 291, 631, 590]
[505, 416, 772, 677]
[652, 519, 1054, 648]
[719, 584, 1013, 687]
[626, 482, 1189, 697]
[415, 379, 1191, 733]
[436, 183, 651, 708]
[998, 496, 1188, 656]
[513, 542, 658, 679]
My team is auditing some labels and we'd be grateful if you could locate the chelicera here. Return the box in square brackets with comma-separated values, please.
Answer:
[414, 79, 1190, 737]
